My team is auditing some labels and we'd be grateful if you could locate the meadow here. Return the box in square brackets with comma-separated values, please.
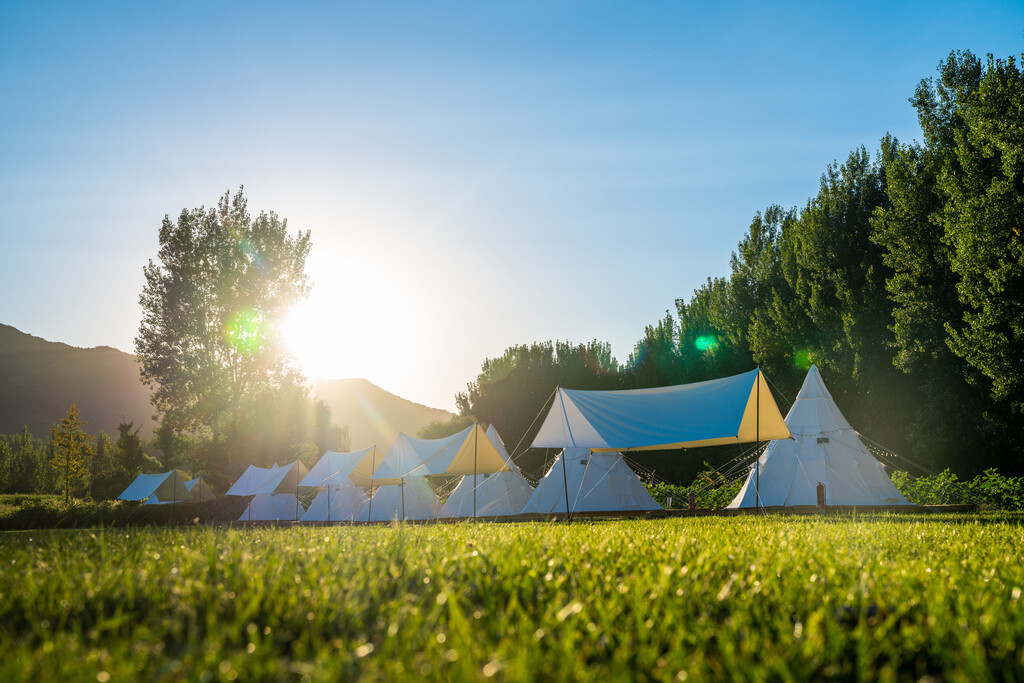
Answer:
[2, 514, 1023, 682]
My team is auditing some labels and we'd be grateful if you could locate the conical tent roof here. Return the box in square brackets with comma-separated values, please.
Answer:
[532, 368, 790, 452]
[356, 477, 440, 521]
[440, 426, 534, 518]
[118, 471, 193, 503]
[520, 448, 661, 514]
[300, 484, 368, 522]
[728, 366, 912, 508]
[238, 493, 306, 521]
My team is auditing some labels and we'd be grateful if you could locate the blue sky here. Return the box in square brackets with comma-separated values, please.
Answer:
[2, 1, 1022, 410]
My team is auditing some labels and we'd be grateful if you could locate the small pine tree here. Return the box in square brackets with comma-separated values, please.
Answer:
[50, 404, 93, 503]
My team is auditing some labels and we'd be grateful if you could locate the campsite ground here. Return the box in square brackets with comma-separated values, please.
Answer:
[2, 514, 1022, 681]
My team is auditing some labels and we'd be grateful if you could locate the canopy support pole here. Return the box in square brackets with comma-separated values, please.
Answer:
[561, 450, 572, 523]
[401, 478, 406, 521]
[368, 445, 376, 523]
[473, 424, 478, 520]
[756, 369, 761, 511]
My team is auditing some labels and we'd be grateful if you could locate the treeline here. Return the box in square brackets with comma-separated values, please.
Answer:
[456, 50, 1024, 482]
[0, 421, 156, 500]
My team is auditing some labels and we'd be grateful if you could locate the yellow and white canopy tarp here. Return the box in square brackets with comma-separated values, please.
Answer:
[531, 368, 790, 451]
[300, 446, 400, 488]
[373, 423, 511, 479]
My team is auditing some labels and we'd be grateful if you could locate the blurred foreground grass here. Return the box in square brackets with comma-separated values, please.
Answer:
[2, 514, 1023, 681]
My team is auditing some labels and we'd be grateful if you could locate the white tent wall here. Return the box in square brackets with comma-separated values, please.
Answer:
[440, 426, 534, 518]
[356, 477, 440, 521]
[728, 366, 911, 508]
[301, 485, 368, 522]
[238, 493, 306, 521]
[520, 448, 661, 514]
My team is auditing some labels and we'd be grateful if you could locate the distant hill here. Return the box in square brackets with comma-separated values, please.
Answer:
[309, 377, 453, 451]
[0, 324, 454, 449]
[0, 324, 154, 439]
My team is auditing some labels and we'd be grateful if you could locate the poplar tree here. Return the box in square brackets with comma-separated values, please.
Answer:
[50, 404, 92, 503]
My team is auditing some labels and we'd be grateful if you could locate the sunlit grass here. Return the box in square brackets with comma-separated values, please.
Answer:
[2, 515, 1023, 681]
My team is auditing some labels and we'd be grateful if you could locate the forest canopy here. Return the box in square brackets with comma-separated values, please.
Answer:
[458, 49, 1024, 481]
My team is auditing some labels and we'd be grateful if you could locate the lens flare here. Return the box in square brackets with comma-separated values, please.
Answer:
[224, 308, 268, 354]
[694, 335, 718, 352]
[793, 349, 813, 369]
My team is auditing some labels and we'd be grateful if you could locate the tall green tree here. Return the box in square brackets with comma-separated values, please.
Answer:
[135, 188, 312, 479]
[50, 404, 92, 503]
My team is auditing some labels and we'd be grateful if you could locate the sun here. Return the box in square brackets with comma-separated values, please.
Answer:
[280, 265, 419, 383]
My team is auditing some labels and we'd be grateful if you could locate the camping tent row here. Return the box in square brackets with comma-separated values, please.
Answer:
[120, 367, 909, 519]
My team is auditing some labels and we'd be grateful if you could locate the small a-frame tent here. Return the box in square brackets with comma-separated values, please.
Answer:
[184, 477, 216, 502]
[521, 448, 661, 514]
[356, 477, 440, 521]
[440, 426, 534, 518]
[728, 366, 912, 508]
[238, 493, 306, 521]
[118, 471, 193, 504]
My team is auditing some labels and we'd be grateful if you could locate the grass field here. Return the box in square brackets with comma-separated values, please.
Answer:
[2, 514, 1023, 681]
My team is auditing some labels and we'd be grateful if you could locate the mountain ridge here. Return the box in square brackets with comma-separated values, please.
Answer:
[0, 323, 453, 449]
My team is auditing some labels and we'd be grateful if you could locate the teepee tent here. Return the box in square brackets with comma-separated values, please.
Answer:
[728, 366, 912, 508]
[440, 426, 534, 518]
[356, 476, 440, 521]
[238, 493, 306, 521]
[118, 471, 193, 504]
[532, 368, 790, 452]
[520, 448, 661, 514]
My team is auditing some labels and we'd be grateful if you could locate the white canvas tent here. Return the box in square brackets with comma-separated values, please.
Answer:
[440, 426, 534, 518]
[225, 460, 309, 497]
[118, 471, 193, 504]
[370, 424, 510, 518]
[520, 448, 661, 514]
[728, 366, 912, 508]
[301, 485, 368, 522]
[532, 368, 790, 451]
[227, 461, 309, 521]
[356, 477, 440, 522]
[238, 493, 306, 521]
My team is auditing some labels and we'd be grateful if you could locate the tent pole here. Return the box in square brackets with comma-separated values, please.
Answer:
[401, 478, 406, 521]
[473, 424, 478, 520]
[561, 449, 572, 523]
[756, 368, 761, 511]
[368, 446, 376, 523]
